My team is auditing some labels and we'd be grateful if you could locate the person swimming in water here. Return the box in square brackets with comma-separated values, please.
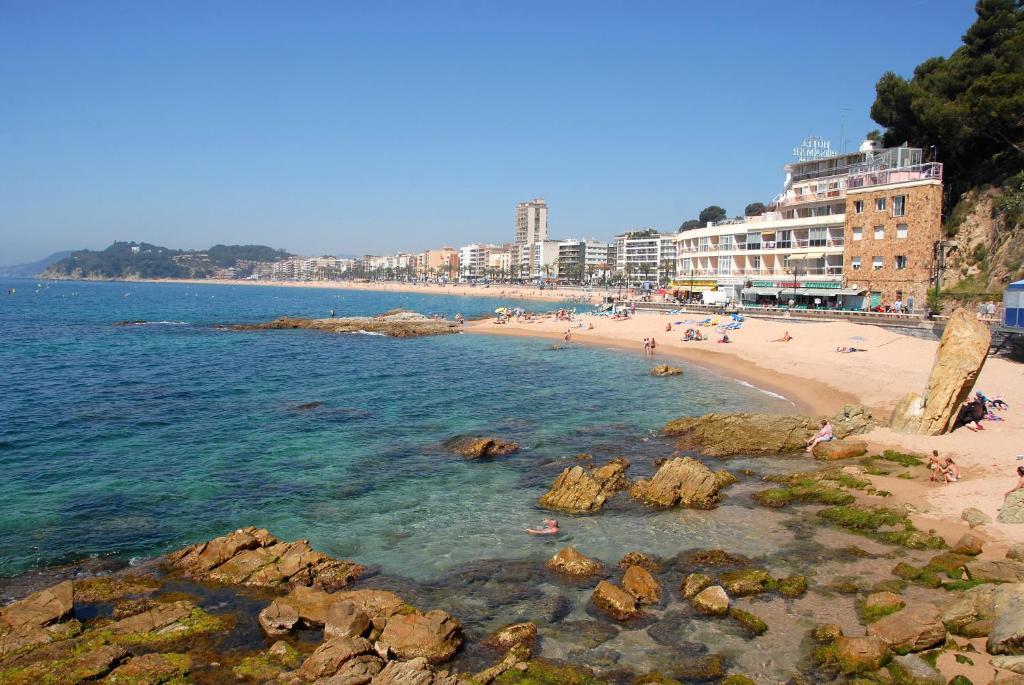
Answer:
[525, 518, 559, 535]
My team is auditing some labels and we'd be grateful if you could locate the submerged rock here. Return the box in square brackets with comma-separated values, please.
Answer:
[538, 458, 630, 513]
[832, 635, 889, 672]
[692, 586, 729, 615]
[866, 603, 945, 652]
[728, 607, 767, 636]
[105, 652, 191, 684]
[231, 313, 460, 338]
[618, 551, 662, 573]
[681, 573, 712, 599]
[888, 654, 944, 684]
[444, 436, 521, 459]
[718, 569, 772, 597]
[484, 622, 538, 650]
[629, 457, 722, 509]
[650, 364, 683, 377]
[546, 547, 604, 578]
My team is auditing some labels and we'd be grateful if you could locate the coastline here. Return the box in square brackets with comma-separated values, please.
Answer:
[129, 277, 603, 302]
[468, 309, 1024, 547]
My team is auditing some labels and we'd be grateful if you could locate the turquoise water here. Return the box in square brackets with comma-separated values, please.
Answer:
[0, 279, 791, 578]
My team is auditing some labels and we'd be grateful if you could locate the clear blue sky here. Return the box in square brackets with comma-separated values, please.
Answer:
[0, 0, 976, 264]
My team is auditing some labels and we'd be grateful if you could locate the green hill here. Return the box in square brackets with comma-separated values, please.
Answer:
[45, 242, 290, 280]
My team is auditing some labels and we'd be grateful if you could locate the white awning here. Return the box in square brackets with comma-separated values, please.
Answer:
[741, 287, 781, 297]
[786, 252, 825, 261]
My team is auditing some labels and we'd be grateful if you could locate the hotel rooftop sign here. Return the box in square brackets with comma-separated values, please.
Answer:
[793, 135, 838, 161]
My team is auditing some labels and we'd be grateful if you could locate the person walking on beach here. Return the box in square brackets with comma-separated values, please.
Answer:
[564, 329, 571, 343]
[805, 419, 833, 452]
[643, 338, 650, 354]
[650, 337, 657, 354]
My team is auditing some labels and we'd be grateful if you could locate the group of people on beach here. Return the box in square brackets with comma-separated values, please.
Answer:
[928, 451, 961, 483]
[954, 391, 1009, 432]
[642, 337, 657, 355]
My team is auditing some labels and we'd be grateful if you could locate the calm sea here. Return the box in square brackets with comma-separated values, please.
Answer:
[0, 279, 791, 579]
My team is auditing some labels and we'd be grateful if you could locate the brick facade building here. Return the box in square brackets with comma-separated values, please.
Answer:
[843, 179, 943, 309]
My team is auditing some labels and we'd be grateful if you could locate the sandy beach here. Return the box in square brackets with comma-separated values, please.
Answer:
[469, 309, 1024, 548]
[143, 277, 608, 302]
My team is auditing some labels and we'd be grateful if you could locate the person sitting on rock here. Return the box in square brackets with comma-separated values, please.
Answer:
[805, 419, 833, 453]
[1003, 466, 1024, 505]
[526, 519, 559, 535]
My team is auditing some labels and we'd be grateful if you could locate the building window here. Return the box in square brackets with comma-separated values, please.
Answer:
[896, 255, 908, 270]
[893, 195, 906, 217]
[897, 223, 908, 239]
[751, 255, 761, 270]
[874, 225, 885, 240]
[852, 256, 861, 270]
[872, 256, 884, 270]
[852, 227, 863, 241]
[854, 200, 864, 214]
[876, 197, 886, 211]
[809, 227, 827, 247]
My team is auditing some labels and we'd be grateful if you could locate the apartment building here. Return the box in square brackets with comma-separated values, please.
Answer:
[421, 247, 460, 281]
[556, 239, 615, 283]
[614, 231, 677, 284]
[675, 143, 942, 308]
[515, 199, 548, 245]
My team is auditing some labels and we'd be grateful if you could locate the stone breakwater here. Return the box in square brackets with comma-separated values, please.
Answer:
[231, 311, 460, 338]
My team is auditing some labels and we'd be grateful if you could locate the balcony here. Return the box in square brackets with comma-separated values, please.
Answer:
[676, 266, 843, 278]
[846, 162, 943, 190]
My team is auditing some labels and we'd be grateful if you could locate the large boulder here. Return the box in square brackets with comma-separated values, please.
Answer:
[325, 601, 371, 640]
[0, 580, 73, 630]
[952, 531, 986, 556]
[813, 439, 868, 460]
[258, 599, 300, 637]
[650, 364, 682, 377]
[166, 527, 364, 591]
[966, 559, 1024, 583]
[681, 573, 713, 599]
[940, 583, 997, 634]
[538, 458, 629, 513]
[629, 457, 722, 509]
[834, 635, 889, 671]
[622, 565, 661, 604]
[891, 309, 991, 435]
[1000, 491, 1024, 524]
[295, 635, 376, 681]
[962, 507, 992, 528]
[371, 656, 458, 685]
[444, 436, 520, 459]
[546, 547, 603, 578]
[483, 622, 538, 650]
[590, 581, 641, 620]
[866, 603, 945, 652]
[988, 583, 1024, 655]
[378, 610, 464, 662]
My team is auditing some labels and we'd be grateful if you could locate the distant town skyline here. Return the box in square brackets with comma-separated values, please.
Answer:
[0, 1, 975, 264]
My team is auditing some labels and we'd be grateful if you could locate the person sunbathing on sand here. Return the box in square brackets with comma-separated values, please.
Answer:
[526, 519, 560, 535]
[834, 346, 866, 353]
[771, 331, 792, 342]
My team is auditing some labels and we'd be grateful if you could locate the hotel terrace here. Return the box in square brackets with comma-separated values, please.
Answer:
[674, 142, 943, 309]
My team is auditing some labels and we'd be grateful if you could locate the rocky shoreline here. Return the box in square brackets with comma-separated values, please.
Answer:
[230, 311, 460, 338]
[4, 418, 1024, 684]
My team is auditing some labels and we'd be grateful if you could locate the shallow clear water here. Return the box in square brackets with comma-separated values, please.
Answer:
[0, 279, 792, 578]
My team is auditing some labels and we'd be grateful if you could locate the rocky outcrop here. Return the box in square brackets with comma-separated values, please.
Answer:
[1000, 491, 1024, 524]
[546, 547, 604, 578]
[866, 603, 945, 652]
[590, 581, 640, 620]
[692, 586, 729, 615]
[650, 364, 682, 377]
[664, 405, 874, 457]
[629, 457, 722, 509]
[890, 308, 992, 435]
[444, 436, 520, 458]
[538, 458, 630, 513]
[325, 602, 372, 640]
[105, 653, 191, 684]
[0, 580, 73, 630]
[166, 527, 364, 591]
[232, 313, 460, 338]
[622, 565, 661, 604]
[813, 439, 868, 460]
[988, 583, 1024, 655]
[379, 610, 464, 662]
[941, 583, 997, 636]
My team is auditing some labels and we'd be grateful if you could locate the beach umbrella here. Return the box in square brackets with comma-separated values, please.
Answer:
[495, 307, 506, 314]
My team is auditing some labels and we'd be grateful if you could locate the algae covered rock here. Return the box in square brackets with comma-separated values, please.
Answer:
[777, 575, 808, 597]
[718, 568, 772, 597]
[832, 635, 890, 672]
[105, 652, 191, 684]
[484, 622, 538, 650]
[681, 573, 713, 599]
[888, 653, 944, 684]
[866, 603, 945, 653]
[618, 551, 662, 573]
[728, 607, 767, 636]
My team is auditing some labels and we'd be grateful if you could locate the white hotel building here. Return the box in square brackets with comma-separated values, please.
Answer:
[674, 143, 923, 306]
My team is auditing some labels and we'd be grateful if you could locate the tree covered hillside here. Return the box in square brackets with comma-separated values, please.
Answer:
[869, 0, 1024, 295]
[45, 242, 290, 280]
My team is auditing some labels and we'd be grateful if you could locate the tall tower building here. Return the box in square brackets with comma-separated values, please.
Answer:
[515, 199, 548, 245]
